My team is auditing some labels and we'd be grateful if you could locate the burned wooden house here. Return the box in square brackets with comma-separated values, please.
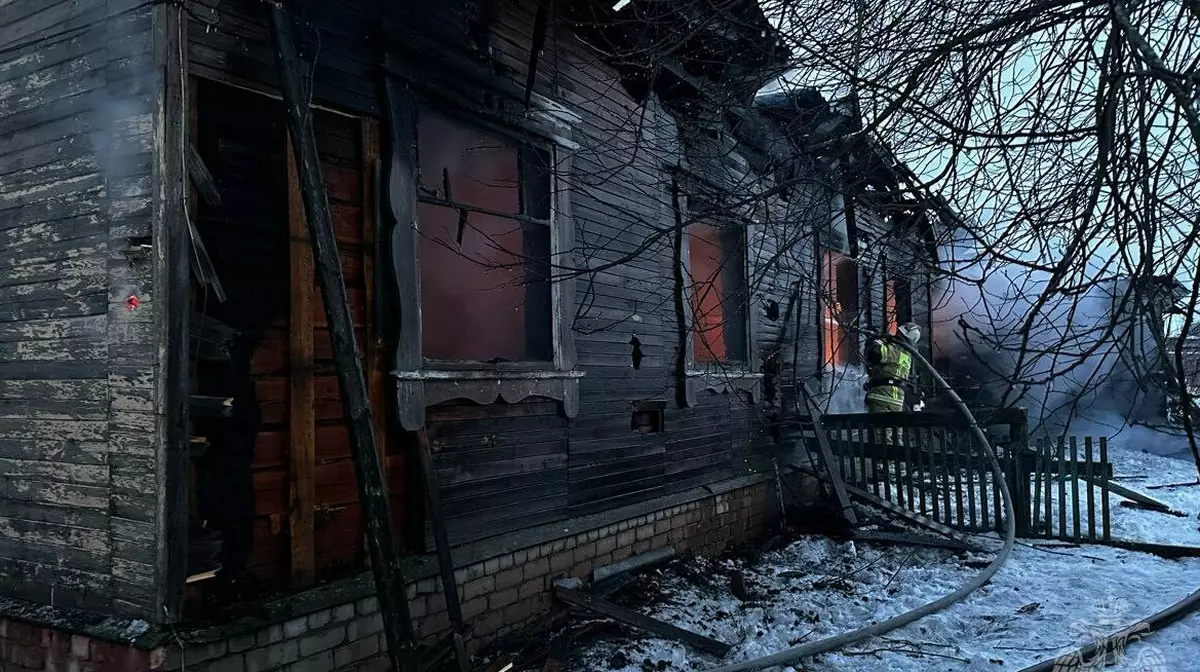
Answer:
[0, 0, 940, 669]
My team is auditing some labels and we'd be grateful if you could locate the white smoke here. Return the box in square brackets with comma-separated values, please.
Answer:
[823, 364, 868, 414]
[934, 227, 1186, 453]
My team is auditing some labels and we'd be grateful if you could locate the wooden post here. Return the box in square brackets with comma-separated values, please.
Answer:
[417, 428, 469, 671]
[966, 432, 978, 529]
[1057, 437, 1067, 539]
[797, 381, 857, 525]
[1043, 439, 1053, 538]
[1100, 437, 1111, 542]
[1031, 437, 1044, 536]
[361, 119, 386, 467]
[1085, 436, 1096, 541]
[287, 141, 316, 587]
[268, 8, 416, 669]
[1070, 436, 1081, 541]
[953, 431, 965, 529]
[157, 0, 191, 622]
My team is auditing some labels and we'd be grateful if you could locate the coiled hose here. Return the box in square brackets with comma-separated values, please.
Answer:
[704, 338, 1017, 672]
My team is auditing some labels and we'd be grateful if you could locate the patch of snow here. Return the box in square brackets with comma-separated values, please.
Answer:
[565, 445, 1200, 671]
[1103, 446, 1200, 546]
[122, 619, 150, 642]
[570, 540, 1200, 671]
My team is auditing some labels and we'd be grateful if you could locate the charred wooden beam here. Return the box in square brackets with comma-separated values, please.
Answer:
[159, 0, 190, 623]
[286, 140, 316, 588]
[523, 0, 550, 108]
[187, 216, 227, 303]
[797, 378, 857, 526]
[268, 7, 416, 669]
[417, 428, 469, 671]
[555, 586, 732, 656]
[187, 142, 222, 206]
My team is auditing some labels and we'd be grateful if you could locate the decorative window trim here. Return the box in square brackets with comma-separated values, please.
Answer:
[384, 75, 580, 431]
[673, 181, 761, 407]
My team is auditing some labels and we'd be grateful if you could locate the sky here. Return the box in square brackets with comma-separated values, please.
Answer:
[755, 1, 1199, 331]
[752, 0, 1200, 435]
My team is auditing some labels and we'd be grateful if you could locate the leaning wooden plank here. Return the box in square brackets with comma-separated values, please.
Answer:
[1078, 474, 1173, 513]
[416, 427, 469, 672]
[798, 380, 857, 525]
[792, 463, 975, 547]
[850, 530, 976, 552]
[269, 7, 415, 670]
[187, 142, 222, 206]
[286, 140, 316, 588]
[1103, 539, 1200, 559]
[554, 586, 732, 657]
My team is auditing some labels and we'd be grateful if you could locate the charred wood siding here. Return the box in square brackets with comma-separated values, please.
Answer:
[193, 80, 393, 587]
[0, 0, 163, 618]
[185, 0, 814, 553]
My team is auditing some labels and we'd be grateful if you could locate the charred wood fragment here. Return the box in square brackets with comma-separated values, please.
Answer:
[187, 143, 222, 206]
[269, 6, 416, 669]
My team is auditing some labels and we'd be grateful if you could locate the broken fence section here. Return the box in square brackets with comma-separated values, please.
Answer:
[810, 410, 1115, 544]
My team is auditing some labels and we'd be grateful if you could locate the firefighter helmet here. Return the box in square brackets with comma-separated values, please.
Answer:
[898, 322, 921, 344]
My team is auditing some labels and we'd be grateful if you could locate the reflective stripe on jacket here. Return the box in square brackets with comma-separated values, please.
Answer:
[865, 341, 912, 409]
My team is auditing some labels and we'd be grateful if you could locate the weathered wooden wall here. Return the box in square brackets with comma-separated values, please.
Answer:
[182, 0, 810, 560]
[0, 0, 169, 619]
[0, 0, 942, 621]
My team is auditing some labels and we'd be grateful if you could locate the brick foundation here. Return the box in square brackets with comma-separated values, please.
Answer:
[0, 481, 773, 672]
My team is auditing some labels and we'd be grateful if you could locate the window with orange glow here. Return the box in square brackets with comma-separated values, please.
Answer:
[416, 108, 553, 363]
[822, 250, 859, 367]
[885, 279, 898, 335]
[688, 221, 747, 363]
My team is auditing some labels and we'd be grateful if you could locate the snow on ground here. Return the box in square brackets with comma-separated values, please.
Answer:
[567, 541, 1200, 671]
[562, 446, 1200, 671]
[1103, 445, 1200, 546]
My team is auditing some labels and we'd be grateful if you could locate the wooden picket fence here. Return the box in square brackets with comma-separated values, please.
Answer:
[815, 409, 1114, 543]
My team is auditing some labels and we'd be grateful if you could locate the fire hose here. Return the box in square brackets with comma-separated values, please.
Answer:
[1018, 586, 1200, 671]
[704, 337, 1017, 672]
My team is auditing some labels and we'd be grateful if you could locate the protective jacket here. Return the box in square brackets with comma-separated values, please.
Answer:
[864, 339, 913, 412]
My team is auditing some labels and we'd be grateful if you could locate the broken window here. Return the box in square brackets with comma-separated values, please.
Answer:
[386, 83, 580, 431]
[823, 250, 859, 367]
[688, 220, 748, 363]
[416, 108, 553, 363]
[891, 277, 912, 327]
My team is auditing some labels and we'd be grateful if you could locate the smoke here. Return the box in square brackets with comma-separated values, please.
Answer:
[934, 227, 1181, 450]
[823, 364, 868, 414]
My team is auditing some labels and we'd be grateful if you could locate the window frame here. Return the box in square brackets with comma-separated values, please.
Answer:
[820, 190, 861, 373]
[384, 77, 581, 431]
[822, 249, 861, 369]
[674, 182, 761, 407]
[413, 112, 555, 365]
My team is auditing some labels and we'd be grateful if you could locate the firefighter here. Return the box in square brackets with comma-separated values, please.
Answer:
[865, 322, 922, 415]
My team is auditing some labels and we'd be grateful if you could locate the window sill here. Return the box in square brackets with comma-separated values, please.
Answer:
[395, 367, 584, 380]
[682, 366, 763, 406]
[393, 367, 583, 430]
